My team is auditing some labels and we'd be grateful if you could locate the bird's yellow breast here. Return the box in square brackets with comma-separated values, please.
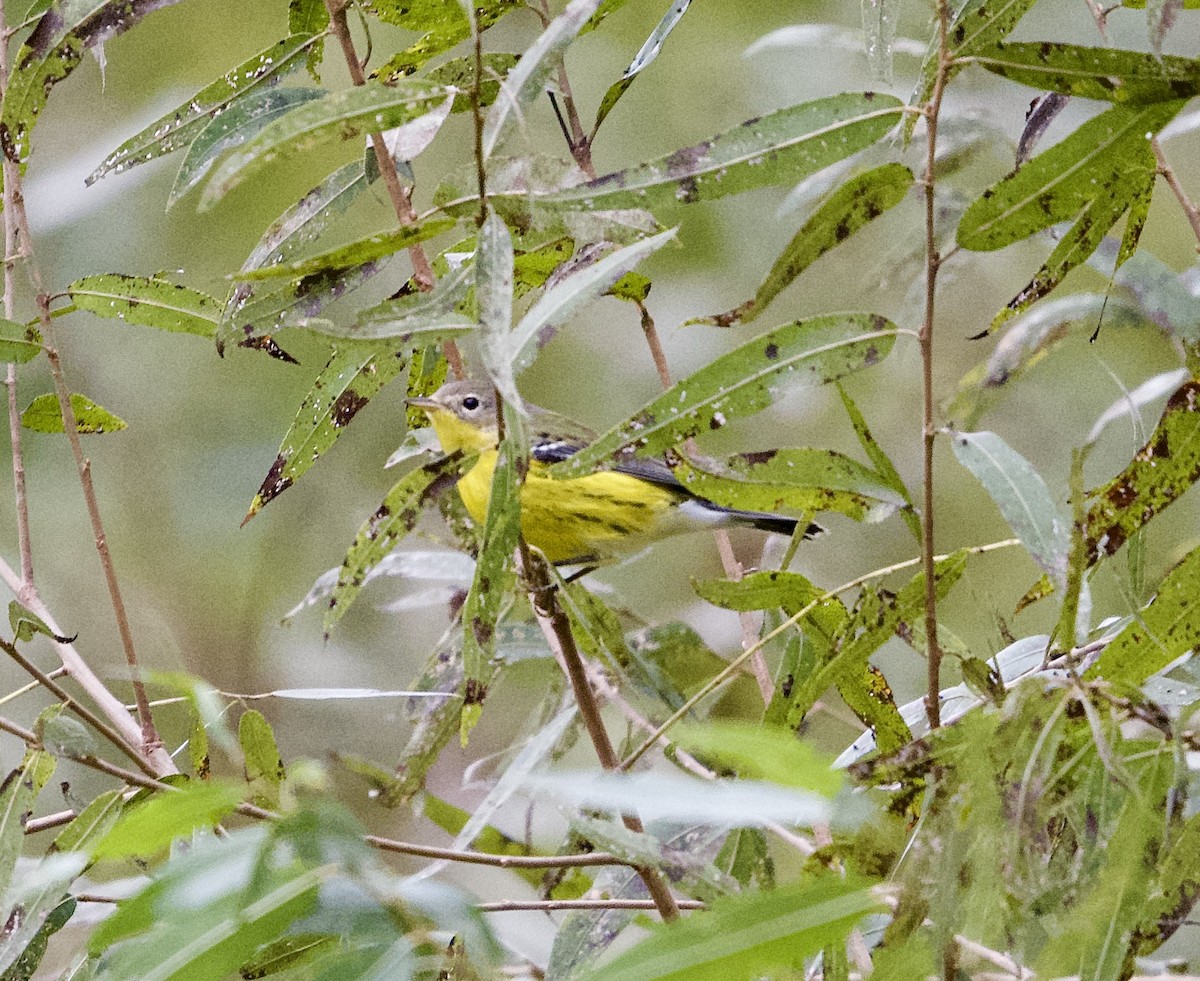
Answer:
[457, 450, 682, 564]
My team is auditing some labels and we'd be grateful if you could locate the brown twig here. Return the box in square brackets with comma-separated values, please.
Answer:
[321, 0, 465, 379]
[1153, 137, 1200, 252]
[920, 0, 952, 732]
[522, 549, 681, 922]
[0, 636, 159, 779]
[535, 0, 596, 179]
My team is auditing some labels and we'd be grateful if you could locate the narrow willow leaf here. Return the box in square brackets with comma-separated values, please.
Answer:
[201, 79, 445, 208]
[674, 722, 843, 796]
[245, 344, 408, 521]
[51, 789, 124, 853]
[482, 0, 603, 159]
[426, 53, 518, 113]
[576, 878, 880, 981]
[240, 935, 340, 980]
[508, 228, 676, 371]
[476, 210, 518, 408]
[338, 262, 476, 341]
[288, 0, 329, 79]
[239, 710, 284, 810]
[970, 41, 1200, 104]
[951, 431, 1069, 584]
[553, 313, 897, 475]
[92, 782, 244, 859]
[591, 0, 694, 137]
[544, 93, 904, 213]
[838, 383, 920, 539]
[460, 413, 525, 742]
[232, 217, 457, 282]
[670, 448, 905, 522]
[908, 0, 1038, 141]
[526, 771, 834, 827]
[0, 895, 74, 980]
[168, 87, 325, 206]
[22, 393, 125, 434]
[324, 454, 469, 637]
[85, 34, 320, 183]
[369, 0, 521, 80]
[69, 275, 220, 337]
[0, 751, 55, 889]
[861, 0, 899, 81]
[1087, 368, 1190, 446]
[1082, 379, 1200, 562]
[0, 317, 41, 363]
[1016, 91, 1071, 165]
[692, 164, 912, 328]
[958, 102, 1182, 252]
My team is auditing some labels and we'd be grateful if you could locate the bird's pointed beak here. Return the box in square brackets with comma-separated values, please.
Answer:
[405, 396, 439, 411]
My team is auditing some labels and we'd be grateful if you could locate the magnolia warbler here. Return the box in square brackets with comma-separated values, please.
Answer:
[408, 380, 823, 565]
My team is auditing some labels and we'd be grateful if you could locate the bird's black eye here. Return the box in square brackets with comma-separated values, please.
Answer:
[462, 395, 480, 411]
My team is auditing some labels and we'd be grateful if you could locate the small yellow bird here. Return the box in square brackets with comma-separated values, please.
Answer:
[407, 380, 822, 565]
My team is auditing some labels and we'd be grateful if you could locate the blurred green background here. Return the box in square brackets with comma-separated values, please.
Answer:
[5, 0, 1200, 962]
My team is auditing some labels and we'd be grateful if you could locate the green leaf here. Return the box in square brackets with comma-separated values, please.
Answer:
[553, 313, 897, 476]
[971, 41, 1200, 104]
[591, 0, 694, 137]
[1085, 543, 1200, 685]
[691, 164, 912, 328]
[201, 79, 446, 208]
[50, 790, 124, 854]
[239, 934, 340, 979]
[39, 713, 96, 759]
[482, 0, 603, 159]
[168, 87, 325, 207]
[425, 53, 518, 113]
[0, 896, 74, 981]
[68, 275, 221, 338]
[958, 102, 1181, 252]
[239, 710, 284, 810]
[9, 600, 67, 643]
[669, 448, 906, 522]
[542, 92, 905, 213]
[22, 394, 126, 435]
[244, 344, 409, 520]
[838, 383, 920, 540]
[232, 217, 457, 282]
[0, 317, 41, 363]
[288, 0, 329, 79]
[1082, 378, 1200, 562]
[473, 210, 518, 406]
[951, 431, 1069, 584]
[85, 34, 321, 183]
[507, 228, 677, 372]
[0, 751, 56, 889]
[673, 722, 843, 796]
[576, 877, 880, 981]
[324, 261, 476, 341]
[92, 781, 244, 859]
[324, 454, 471, 636]
[368, 0, 521, 80]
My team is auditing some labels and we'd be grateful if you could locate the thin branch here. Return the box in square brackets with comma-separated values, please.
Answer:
[522, 548, 681, 922]
[1153, 137, 1200, 251]
[0, 556, 176, 775]
[478, 898, 707, 913]
[321, 0, 465, 379]
[0, 636, 159, 779]
[365, 835, 629, 869]
[920, 0, 952, 732]
[534, 0, 596, 179]
[620, 539, 1022, 769]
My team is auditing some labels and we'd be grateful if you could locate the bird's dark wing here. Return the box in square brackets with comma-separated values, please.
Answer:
[530, 435, 686, 494]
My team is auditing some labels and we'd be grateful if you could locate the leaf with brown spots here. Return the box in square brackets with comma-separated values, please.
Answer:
[244, 344, 409, 523]
[551, 312, 898, 477]
[69, 274, 221, 338]
[21, 393, 126, 435]
[670, 448, 907, 522]
[691, 164, 913, 329]
[324, 453, 472, 637]
[543, 92, 905, 214]
[1082, 379, 1200, 564]
[972, 42, 1200, 105]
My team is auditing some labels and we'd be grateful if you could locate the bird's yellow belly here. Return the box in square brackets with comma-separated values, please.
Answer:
[456, 451, 680, 563]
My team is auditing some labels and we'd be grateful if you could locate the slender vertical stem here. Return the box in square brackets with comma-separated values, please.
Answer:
[535, 0, 596, 180]
[322, 0, 465, 379]
[921, 3, 952, 731]
[523, 550, 680, 922]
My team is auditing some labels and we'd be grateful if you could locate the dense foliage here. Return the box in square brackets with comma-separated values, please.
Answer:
[1, 0, 1200, 978]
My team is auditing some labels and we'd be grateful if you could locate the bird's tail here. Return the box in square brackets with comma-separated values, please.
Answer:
[738, 511, 825, 539]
